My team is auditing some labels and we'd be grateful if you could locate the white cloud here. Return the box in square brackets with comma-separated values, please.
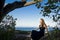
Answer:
[15, 17, 56, 27]
[15, 19, 39, 27]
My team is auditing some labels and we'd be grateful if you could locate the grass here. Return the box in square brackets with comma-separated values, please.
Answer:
[40, 29, 60, 40]
[15, 29, 60, 40]
[15, 30, 31, 34]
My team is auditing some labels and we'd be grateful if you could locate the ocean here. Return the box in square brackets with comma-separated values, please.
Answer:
[15, 27, 55, 31]
[15, 27, 36, 31]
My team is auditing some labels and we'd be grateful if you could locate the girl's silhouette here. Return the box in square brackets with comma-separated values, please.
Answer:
[31, 18, 48, 40]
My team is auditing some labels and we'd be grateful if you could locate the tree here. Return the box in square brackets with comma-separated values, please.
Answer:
[0, 0, 42, 23]
[0, 15, 17, 40]
[37, 0, 60, 21]
[0, 0, 60, 22]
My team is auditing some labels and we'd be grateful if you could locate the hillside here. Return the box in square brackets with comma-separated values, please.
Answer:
[15, 29, 60, 40]
[40, 29, 60, 40]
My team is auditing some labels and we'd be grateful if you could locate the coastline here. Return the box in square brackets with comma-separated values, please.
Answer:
[15, 27, 55, 31]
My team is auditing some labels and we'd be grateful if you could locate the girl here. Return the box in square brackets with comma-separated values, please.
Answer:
[31, 18, 48, 40]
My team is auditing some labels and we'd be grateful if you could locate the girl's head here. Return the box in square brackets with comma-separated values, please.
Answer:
[40, 18, 45, 27]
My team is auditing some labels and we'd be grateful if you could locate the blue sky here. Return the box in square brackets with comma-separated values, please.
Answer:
[5, 0, 56, 27]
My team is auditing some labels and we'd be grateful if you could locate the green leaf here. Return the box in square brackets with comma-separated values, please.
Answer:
[35, 3, 41, 9]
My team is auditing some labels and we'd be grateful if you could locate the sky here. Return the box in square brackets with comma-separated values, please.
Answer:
[5, 0, 57, 27]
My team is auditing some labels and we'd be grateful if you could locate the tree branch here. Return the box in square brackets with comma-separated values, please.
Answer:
[24, 0, 42, 6]
[3, 0, 42, 14]
[3, 1, 26, 14]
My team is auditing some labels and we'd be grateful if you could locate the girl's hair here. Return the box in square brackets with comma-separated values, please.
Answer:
[40, 18, 46, 27]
